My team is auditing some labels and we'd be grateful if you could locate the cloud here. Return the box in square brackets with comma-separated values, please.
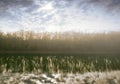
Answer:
[0, 0, 34, 8]
[0, 0, 35, 19]
[0, 0, 120, 16]
[55, 0, 120, 14]
[0, 0, 120, 32]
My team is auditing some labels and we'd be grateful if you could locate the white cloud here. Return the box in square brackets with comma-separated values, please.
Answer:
[0, 0, 120, 33]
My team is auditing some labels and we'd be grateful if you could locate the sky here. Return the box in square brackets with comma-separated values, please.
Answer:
[0, 0, 120, 33]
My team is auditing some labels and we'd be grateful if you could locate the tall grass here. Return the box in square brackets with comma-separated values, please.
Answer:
[0, 54, 120, 73]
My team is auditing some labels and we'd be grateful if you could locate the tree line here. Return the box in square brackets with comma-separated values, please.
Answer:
[0, 30, 120, 53]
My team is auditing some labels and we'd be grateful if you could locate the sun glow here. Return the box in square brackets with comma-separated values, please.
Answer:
[36, 2, 54, 13]
[42, 2, 54, 10]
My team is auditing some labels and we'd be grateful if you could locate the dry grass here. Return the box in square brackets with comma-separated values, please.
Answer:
[0, 71, 120, 84]
[0, 55, 120, 73]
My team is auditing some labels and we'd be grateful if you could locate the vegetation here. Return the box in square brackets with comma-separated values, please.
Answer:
[0, 54, 120, 73]
[0, 30, 120, 53]
[0, 30, 120, 74]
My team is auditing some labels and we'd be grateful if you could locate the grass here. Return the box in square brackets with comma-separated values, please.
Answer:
[0, 54, 120, 73]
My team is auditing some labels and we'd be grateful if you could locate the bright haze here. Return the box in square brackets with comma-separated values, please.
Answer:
[0, 0, 120, 33]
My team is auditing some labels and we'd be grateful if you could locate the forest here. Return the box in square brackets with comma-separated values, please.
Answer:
[0, 30, 120, 53]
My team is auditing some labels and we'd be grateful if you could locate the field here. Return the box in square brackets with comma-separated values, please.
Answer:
[0, 54, 120, 84]
[0, 54, 120, 73]
[1, 31, 120, 83]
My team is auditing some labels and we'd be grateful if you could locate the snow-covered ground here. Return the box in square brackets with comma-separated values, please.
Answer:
[0, 71, 120, 84]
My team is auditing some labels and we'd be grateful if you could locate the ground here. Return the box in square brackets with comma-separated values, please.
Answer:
[0, 71, 120, 84]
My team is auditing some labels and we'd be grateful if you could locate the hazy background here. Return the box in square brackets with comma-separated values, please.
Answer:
[0, 0, 120, 33]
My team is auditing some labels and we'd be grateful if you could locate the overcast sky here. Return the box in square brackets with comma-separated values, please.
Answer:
[0, 0, 120, 33]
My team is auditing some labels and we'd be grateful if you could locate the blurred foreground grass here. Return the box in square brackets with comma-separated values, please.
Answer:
[0, 54, 120, 73]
